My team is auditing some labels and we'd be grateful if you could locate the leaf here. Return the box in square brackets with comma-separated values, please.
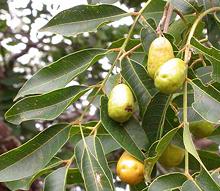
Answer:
[103, 74, 120, 97]
[142, 93, 171, 145]
[190, 79, 220, 124]
[40, 4, 131, 36]
[5, 157, 62, 191]
[141, 0, 166, 25]
[196, 169, 220, 191]
[190, 37, 220, 82]
[121, 58, 158, 117]
[170, 0, 199, 14]
[144, 127, 180, 182]
[140, 24, 157, 54]
[100, 96, 145, 161]
[208, 127, 220, 144]
[148, 173, 187, 191]
[195, 66, 213, 85]
[66, 168, 83, 185]
[182, 180, 202, 191]
[44, 166, 69, 191]
[15, 49, 107, 99]
[5, 86, 89, 125]
[75, 136, 114, 191]
[183, 116, 219, 189]
[0, 123, 71, 182]
[88, 0, 118, 4]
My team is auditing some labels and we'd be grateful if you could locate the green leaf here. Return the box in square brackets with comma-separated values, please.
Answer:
[183, 117, 219, 189]
[170, 0, 199, 14]
[75, 136, 114, 191]
[142, 93, 171, 145]
[5, 86, 89, 125]
[144, 127, 180, 182]
[190, 79, 220, 124]
[15, 49, 107, 99]
[44, 166, 69, 191]
[40, 4, 131, 36]
[208, 127, 220, 144]
[88, 0, 118, 4]
[182, 180, 202, 191]
[0, 123, 71, 182]
[140, 24, 157, 54]
[141, 0, 166, 25]
[196, 169, 220, 191]
[148, 173, 187, 191]
[190, 37, 220, 83]
[5, 157, 62, 191]
[121, 58, 158, 117]
[103, 74, 120, 97]
[66, 168, 83, 185]
[100, 96, 145, 161]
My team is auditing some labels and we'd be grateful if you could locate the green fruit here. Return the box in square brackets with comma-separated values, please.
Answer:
[116, 152, 144, 185]
[108, 84, 134, 123]
[147, 36, 174, 79]
[189, 120, 215, 138]
[159, 144, 185, 167]
[154, 58, 186, 94]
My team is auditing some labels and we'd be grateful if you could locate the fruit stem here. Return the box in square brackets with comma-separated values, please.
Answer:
[183, 6, 220, 176]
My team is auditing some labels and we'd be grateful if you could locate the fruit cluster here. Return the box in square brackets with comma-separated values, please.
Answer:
[147, 36, 186, 94]
[107, 36, 215, 185]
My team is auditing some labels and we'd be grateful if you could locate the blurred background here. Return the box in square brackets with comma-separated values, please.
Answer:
[0, 0, 146, 190]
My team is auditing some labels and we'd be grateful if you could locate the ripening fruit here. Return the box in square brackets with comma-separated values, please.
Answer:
[189, 120, 215, 138]
[154, 58, 186, 94]
[147, 36, 174, 79]
[116, 152, 144, 185]
[159, 144, 185, 168]
[108, 84, 134, 123]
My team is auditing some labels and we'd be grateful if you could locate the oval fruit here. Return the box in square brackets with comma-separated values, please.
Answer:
[108, 84, 134, 123]
[189, 120, 215, 138]
[116, 152, 144, 185]
[154, 58, 186, 94]
[159, 144, 184, 167]
[147, 36, 174, 79]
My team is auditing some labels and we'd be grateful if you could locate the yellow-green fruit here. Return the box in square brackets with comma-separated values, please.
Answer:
[116, 152, 144, 185]
[154, 58, 186, 94]
[108, 84, 134, 123]
[147, 36, 174, 78]
[159, 144, 185, 167]
[189, 120, 215, 138]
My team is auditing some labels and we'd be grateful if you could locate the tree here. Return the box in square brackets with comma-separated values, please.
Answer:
[1, 0, 220, 190]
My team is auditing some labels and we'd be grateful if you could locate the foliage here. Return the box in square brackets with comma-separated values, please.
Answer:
[1, 0, 220, 190]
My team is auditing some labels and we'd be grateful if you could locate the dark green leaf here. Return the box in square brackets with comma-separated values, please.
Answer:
[144, 127, 180, 182]
[5, 158, 62, 191]
[148, 173, 187, 191]
[190, 37, 220, 83]
[121, 58, 158, 117]
[190, 79, 220, 124]
[44, 166, 69, 191]
[196, 169, 220, 191]
[66, 168, 83, 185]
[141, 0, 166, 25]
[6, 86, 89, 125]
[40, 4, 131, 36]
[100, 96, 145, 161]
[142, 93, 171, 145]
[182, 180, 201, 191]
[170, 0, 199, 14]
[15, 49, 107, 99]
[88, 0, 118, 4]
[75, 136, 114, 191]
[0, 124, 71, 182]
